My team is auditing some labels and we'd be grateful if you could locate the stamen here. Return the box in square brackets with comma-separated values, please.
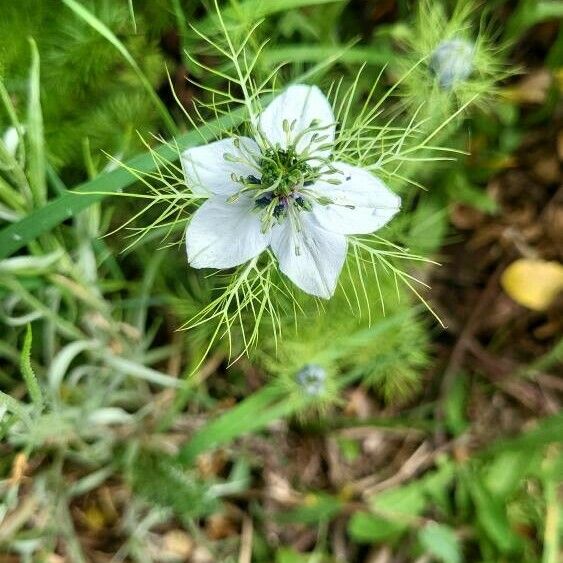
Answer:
[223, 152, 239, 163]
[233, 144, 331, 233]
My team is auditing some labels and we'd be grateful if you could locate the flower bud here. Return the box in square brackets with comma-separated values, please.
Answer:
[296, 364, 326, 396]
[430, 38, 474, 89]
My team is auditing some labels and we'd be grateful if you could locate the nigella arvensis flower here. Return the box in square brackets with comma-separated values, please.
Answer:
[430, 38, 475, 89]
[181, 85, 401, 298]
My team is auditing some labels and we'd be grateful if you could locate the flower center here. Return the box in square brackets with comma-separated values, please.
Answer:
[260, 148, 315, 196]
[246, 147, 319, 232]
[225, 140, 336, 233]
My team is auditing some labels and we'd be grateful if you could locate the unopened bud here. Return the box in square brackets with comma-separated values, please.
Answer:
[296, 364, 326, 396]
[430, 38, 475, 90]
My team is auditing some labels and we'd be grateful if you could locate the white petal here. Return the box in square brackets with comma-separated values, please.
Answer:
[311, 162, 401, 234]
[186, 195, 270, 269]
[257, 85, 335, 162]
[271, 214, 346, 299]
[181, 137, 260, 197]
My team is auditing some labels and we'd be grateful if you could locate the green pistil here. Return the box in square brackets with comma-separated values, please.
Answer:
[260, 148, 316, 195]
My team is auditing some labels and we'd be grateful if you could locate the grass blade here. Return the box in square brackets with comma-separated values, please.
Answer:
[177, 384, 298, 464]
[199, 0, 346, 31]
[542, 472, 560, 563]
[26, 39, 46, 207]
[127, 0, 137, 32]
[263, 45, 394, 67]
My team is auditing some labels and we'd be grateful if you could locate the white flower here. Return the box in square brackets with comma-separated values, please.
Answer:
[181, 85, 401, 299]
[430, 38, 474, 89]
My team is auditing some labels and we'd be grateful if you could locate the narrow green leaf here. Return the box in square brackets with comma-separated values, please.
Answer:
[504, 0, 563, 40]
[276, 548, 316, 563]
[20, 324, 44, 410]
[542, 475, 560, 563]
[468, 478, 521, 554]
[444, 370, 469, 436]
[519, 337, 563, 378]
[0, 109, 245, 260]
[127, 0, 137, 33]
[61, 0, 177, 135]
[348, 512, 405, 543]
[372, 484, 427, 517]
[484, 450, 538, 498]
[26, 38, 46, 207]
[170, 0, 191, 71]
[263, 45, 393, 67]
[178, 384, 291, 464]
[277, 493, 342, 524]
[482, 412, 563, 456]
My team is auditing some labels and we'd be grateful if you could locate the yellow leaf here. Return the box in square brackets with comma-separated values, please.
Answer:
[501, 259, 563, 311]
[84, 506, 106, 531]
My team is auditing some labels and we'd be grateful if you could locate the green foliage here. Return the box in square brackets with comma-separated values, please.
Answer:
[348, 511, 406, 543]
[346, 420, 563, 561]
[0, 0, 171, 171]
[277, 493, 343, 525]
[257, 273, 429, 406]
[129, 449, 220, 519]
[0, 0, 560, 561]
[418, 523, 461, 563]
